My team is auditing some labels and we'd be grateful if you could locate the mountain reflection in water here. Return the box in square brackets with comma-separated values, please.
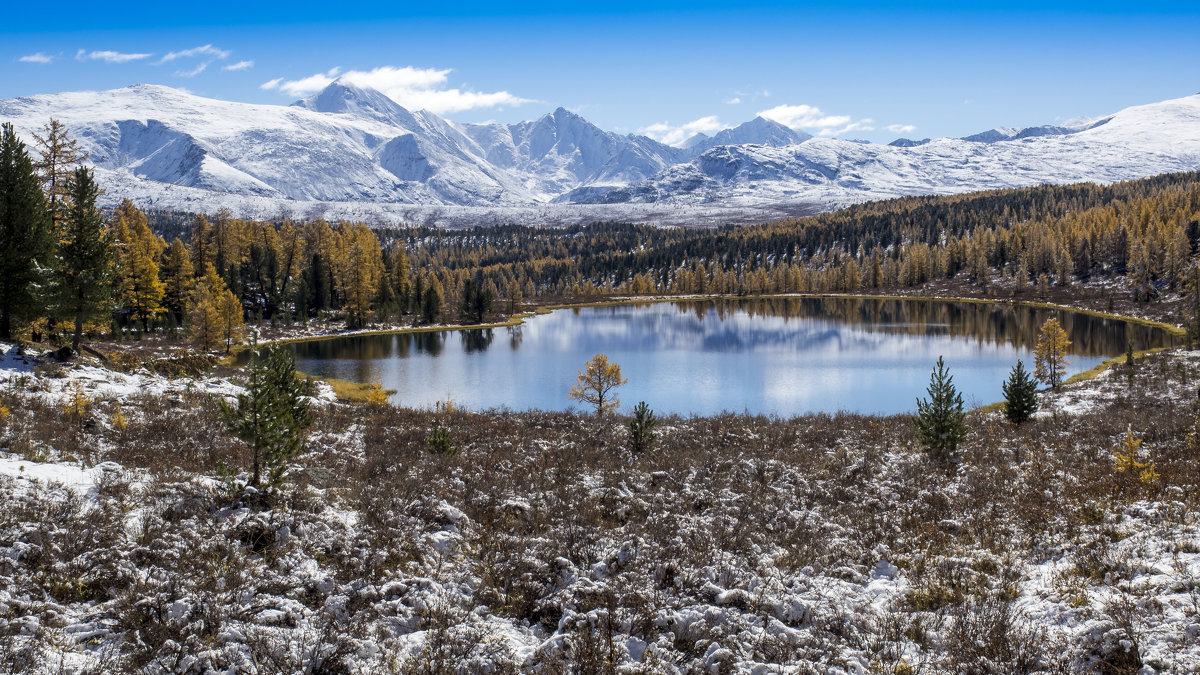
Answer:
[284, 298, 1177, 416]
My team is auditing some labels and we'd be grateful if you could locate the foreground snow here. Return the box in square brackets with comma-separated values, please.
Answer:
[0, 344, 1197, 672]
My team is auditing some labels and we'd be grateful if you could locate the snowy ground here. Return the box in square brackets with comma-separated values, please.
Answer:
[0, 343, 1197, 672]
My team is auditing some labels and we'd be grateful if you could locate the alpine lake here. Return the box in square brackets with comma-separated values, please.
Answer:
[278, 297, 1180, 417]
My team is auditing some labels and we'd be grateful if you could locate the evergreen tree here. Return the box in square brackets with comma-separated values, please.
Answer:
[459, 277, 494, 324]
[628, 401, 657, 454]
[1002, 359, 1039, 425]
[914, 356, 967, 461]
[220, 337, 313, 488]
[421, 280, 443, 324]
[1034, 317, 1071, 388]
[54, 167, 114, 353]
[0, 123, 53, 340]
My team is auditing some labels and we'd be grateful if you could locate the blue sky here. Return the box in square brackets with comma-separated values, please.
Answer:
[3, 1, 1198, 144]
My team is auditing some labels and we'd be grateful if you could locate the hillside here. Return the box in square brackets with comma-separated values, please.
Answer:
[2, 84, 1198, 226]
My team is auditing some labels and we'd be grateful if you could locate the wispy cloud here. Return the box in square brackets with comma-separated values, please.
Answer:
[757, 103, 874, 136]
[269, 65, 536, 114]
[175, 62, 208, 78]
[259, 77, 284, 91]
[886, 123, 917, 134]
[76, 49, 153, 63]
[639, 115, 730, 146]
[222, 60, 254, 72]
[725, 97, 741, 105]
[19, 52, 55, 64]
[156, 44, 231, 64]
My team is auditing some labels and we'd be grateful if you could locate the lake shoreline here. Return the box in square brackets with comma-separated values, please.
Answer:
[268, 293, 1181, 412]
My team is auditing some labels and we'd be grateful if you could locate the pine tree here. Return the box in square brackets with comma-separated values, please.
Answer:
[54, 167, 114, 353]
[1034, 317, 1071, 388]
[421, 279, 443, 324]
[1002, 359, 1039, 424]
[0, 123, 53, 341]
[220, 337, 313, 488]
[914, 355, 967, 461]
[628, 401, 657, 454]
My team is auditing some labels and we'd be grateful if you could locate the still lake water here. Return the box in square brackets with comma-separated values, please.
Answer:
[285, 298, 1178, 416]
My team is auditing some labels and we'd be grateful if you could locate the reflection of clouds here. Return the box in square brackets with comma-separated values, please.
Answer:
[292, 299, 1149, 416]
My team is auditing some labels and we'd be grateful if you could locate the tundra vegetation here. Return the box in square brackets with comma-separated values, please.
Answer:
[0, 121, 1199, 672]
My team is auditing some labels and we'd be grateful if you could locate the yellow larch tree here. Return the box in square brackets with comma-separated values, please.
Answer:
[112, 199, 165, 332]
[568, 354, 628, 416]
[1033, 317, 1071, 388]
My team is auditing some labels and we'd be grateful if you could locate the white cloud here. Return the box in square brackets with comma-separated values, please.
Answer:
[271, 65, 536, 115]
[19, 52, 55, 64]
[726, 97, 741, 105]
[886, 123, 917, 134]
[157, 44, 231, 64]
[259, 77, 284, 90]
[639, 115, 730, 146]
[175, 62, 208, 78]
[77, 49, 153, 63]
[222, 60, 254, 72]
[757, 103, 875, 137]
[275, 67, 342, 96]
[818, 119, 875, 136]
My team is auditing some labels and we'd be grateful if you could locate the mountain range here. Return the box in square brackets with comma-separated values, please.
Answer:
[1, 81, 1198, 227]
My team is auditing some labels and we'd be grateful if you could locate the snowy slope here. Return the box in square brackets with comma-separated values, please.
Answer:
[591, 94, 1200, 208]
[1, 84, 1198, 225]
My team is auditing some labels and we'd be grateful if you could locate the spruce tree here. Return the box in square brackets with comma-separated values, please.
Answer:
[220, 338, 313, 488]
[1002, 359, 1039, 425]
[54, 167, 114, 353]
[914, 355, 967, 461]
[0, 123, 53, 341]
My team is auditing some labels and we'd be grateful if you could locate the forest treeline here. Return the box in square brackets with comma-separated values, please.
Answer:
[4, 117, 1200, 352]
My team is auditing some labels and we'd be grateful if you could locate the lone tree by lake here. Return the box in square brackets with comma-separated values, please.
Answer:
[1034, 317, 1071, 388]
[569, 353, 627, 416]
[914, 355, 967, 462]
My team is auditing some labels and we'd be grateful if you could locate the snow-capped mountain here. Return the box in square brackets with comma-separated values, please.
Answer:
[680, 117, 812, 155]
[1, 81, 1198, 226]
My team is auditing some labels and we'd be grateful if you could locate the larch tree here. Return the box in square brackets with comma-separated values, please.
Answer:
[568, 353, 628, 416]
[54, 167, 114, 353]
[914, 356, 967, 462]
[186, 281, 222, 350]
[189, 263, 242, 351]
[1034, 317, 1071, 388]
[32, 118, 88, 235]
[334, 223, 384, 329]
[113, 199, 165, 332]
[0, 122, 53, 341]
[161, 238, 195, 324]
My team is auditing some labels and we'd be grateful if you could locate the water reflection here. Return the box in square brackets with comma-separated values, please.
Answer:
[284, 298, 1179, 416]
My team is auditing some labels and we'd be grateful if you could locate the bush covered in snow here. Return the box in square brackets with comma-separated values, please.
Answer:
[1, 344, 1199, 672]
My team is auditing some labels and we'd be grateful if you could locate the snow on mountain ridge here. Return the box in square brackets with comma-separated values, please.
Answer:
[1, 84, 1198, 226]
